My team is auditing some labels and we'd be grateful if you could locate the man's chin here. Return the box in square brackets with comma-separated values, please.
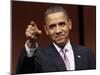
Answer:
[55, 40, 65, 47]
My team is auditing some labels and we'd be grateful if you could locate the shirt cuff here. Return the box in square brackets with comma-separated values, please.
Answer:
[25, 40, 38, 57]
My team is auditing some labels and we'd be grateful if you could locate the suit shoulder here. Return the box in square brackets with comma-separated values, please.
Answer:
[76, 45, 91, 50]
[72, 44, 92, 53]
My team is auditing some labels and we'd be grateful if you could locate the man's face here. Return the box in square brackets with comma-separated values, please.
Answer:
[45, 12, 72, 47]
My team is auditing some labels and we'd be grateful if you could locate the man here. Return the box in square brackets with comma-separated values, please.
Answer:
[16, 6, 96, 74]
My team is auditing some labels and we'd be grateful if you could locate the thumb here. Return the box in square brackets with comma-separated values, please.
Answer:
[35, 27, 42, 35]
[37, 30, 42, 34]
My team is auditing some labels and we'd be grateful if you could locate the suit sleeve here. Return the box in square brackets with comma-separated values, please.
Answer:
[16, 47, 42, 74]
[89, 49, 96, 69]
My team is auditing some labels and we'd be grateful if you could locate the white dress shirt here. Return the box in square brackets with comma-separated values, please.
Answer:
[25, 40, 38, 57]
[25, 39, 75, 70]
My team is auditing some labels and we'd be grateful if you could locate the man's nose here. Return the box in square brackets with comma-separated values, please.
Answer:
[55, 25, 62, 34]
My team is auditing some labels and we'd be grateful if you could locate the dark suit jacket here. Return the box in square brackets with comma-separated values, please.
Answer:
[16, 43, 96, 74]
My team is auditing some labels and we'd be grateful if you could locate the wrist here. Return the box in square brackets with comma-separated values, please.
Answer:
[26, 39, 36, 48]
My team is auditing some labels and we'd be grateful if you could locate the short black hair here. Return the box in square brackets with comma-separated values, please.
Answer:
[45, 6, 69, 23]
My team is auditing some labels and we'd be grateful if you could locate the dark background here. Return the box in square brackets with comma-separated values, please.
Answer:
[12, 1, 96, 74]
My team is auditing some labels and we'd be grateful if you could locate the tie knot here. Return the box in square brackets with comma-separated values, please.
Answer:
[60, 49, 68, 54]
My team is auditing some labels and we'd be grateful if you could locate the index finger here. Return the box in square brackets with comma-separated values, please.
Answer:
[30, 21, 37, 27]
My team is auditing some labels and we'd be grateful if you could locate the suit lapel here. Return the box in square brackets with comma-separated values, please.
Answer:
[47, 43, 84, 70]
[71, 44, 82, 70]
[47, 43, 83, 70]
[47, 43, 67, 71]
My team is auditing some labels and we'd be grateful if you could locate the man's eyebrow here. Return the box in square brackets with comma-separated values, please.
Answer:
[49, 24, 56, 27]
[58, 22, 66, 25]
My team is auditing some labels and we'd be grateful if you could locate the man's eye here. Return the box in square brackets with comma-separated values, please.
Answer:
[49, 24, 56, 29]
[59, 22, 66, 26]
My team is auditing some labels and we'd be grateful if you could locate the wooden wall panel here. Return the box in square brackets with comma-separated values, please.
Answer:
[83, 6, 96, 55]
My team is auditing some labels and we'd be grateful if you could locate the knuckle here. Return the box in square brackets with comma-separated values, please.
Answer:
[26, 32, 30, 37]
[28, 25, 32, 28]
[30, 30, 33, 33]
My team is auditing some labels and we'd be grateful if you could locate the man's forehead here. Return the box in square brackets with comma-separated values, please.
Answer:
[47, 12, 65, 18]
[46, 12, 67, 25]
[47, 19, 66, 25]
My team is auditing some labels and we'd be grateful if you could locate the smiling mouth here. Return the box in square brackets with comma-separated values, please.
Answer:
[55, 35, 65, 40]
[55, 34, 65, 38]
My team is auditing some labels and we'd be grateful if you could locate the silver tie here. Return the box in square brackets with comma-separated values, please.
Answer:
[61, 49, 70, 70]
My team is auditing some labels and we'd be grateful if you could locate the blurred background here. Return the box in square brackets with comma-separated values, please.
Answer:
[12, 1, 96, 74]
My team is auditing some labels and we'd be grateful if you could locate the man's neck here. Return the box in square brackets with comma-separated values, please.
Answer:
[53, 39, 69, 49]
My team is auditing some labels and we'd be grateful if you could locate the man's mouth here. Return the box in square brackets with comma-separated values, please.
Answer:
[55, 34, 65, 40]
[55, 34, 65, 38]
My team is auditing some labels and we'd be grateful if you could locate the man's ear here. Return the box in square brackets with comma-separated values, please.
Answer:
[69, 19, 72, 30]
[44, 25, 49, 35]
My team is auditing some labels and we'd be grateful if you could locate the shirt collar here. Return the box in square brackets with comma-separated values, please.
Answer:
[53, 39, 72, 53]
